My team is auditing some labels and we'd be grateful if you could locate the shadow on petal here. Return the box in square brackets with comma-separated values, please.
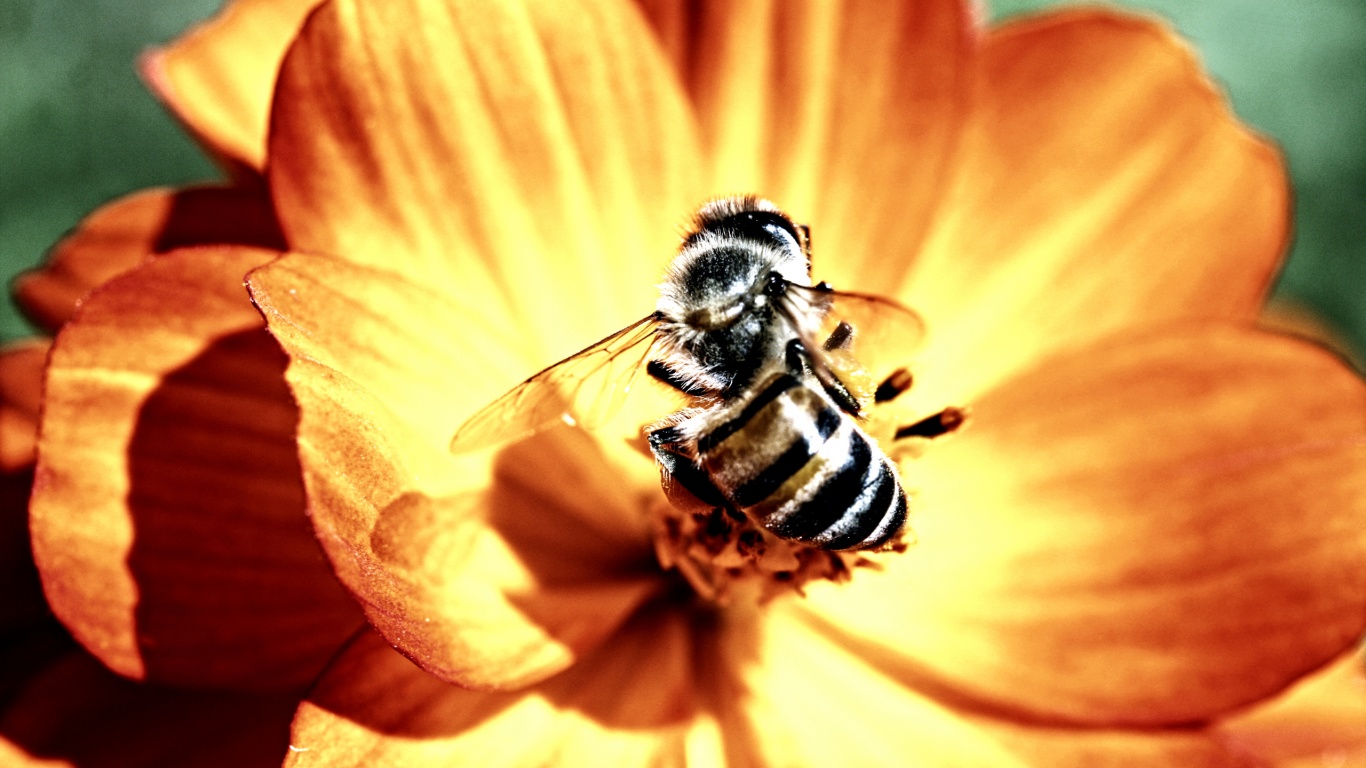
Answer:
[124, 327, 365, 689]
[348, 422, 666, 693]
[489, 424, 660, 585]
[32, 247, 369, 692]
[0, 650, 296, 768]
[288, 606, 702, 768]
[0, 468, 44, 636]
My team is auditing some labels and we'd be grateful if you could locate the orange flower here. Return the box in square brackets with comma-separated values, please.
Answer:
[245, 0, 1366, 762]
[7, 0, 1366, 765]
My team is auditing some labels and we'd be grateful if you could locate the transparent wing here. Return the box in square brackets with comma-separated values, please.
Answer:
[449, 314, 662, 453]
[821, 289, 926, 382]
[786, 284, 923, 407]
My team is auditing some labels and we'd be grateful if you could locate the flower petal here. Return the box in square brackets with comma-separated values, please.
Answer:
[635, 0, 972, 291]
[710, 600, 1023, 767]
[31, 247, 362, 690]
[1221, 649, 1366, 767]
[0, 341, 47, 472]
[0, 650, 294, 768]
[14, 187, 284, 333]
[285, 612, 706, 767]
[268, 0, 703, 360]
[807, 326, 1366, 725]
[141, 0, 321, 173]
[249, 254, 664, 690]
[727, 603, 1259, 767]
[902, 10, 1289, 409]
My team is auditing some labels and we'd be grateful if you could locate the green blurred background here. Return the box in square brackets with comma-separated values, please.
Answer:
[2, 0, 1364, 356]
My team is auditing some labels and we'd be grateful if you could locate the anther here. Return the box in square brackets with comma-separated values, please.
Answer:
[895, 406, 967, 440]
[875, 367, 914, 403]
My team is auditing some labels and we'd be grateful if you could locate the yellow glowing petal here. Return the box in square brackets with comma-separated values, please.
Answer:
[709, 599, 1023, 767]
[285, 612, 710, 767]
[268, 0, 704, 361]
[143, 0, 321, 173]
[903, 11, 1287, 411]
[250, 255, 664, 690]
[806, 326, 1366, 725]
[1221, 649, 1366, 767]
[726, 601, 1251, 759]
[30, 247, 363, 690]
[637, 0, 972, 292]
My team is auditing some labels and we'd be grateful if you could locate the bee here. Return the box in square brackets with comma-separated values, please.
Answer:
[450, 196, 963, 551]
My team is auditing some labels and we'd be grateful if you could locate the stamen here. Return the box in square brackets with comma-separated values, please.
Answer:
[895, 406, 967, 440]
[651, 497, 905, 604]
[875, 367, 914, 403]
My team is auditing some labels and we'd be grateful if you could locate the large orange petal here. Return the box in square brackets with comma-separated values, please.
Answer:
[806, 326, 1366, 725]
[901, 10, 1289, 411]
[268, 0, 703, 362]
[724, 602, 1263, 767]
[14, 187, 284, 334]
[636, 0, 973, 291]
[250, 254, 664, 690]
[141, 0, 322, 174]
[285, 612, 704, 767]
[31, 247, 362, 690]
[1220, 649, 1366, 767]
[0, 650, 294, 768]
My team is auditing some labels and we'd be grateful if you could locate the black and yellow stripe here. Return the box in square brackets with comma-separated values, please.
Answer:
[697, 372, 906, 551]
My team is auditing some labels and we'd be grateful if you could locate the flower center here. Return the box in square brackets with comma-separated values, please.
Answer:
[648, 492, 912, 605]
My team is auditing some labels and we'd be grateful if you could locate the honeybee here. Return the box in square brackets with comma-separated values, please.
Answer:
[450, 196, 962, 551]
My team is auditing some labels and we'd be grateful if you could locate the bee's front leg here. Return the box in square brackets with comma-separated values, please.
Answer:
[787, 338, 862, 417]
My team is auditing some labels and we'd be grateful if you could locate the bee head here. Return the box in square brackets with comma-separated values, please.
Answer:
[659, 198, 810, 327]
[655, 197, 814, 392]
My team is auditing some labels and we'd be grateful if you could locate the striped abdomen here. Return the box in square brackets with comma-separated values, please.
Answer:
[696, 373, 907, 551]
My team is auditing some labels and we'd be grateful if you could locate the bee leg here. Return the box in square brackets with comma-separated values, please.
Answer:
[822, 321, 855, 351]
[788, 339, 863, 417]
[784, 338, 812, 376]
[894, 407, 968, 441]
[648, 426, 728, 509]
[875, 367, 914, 403]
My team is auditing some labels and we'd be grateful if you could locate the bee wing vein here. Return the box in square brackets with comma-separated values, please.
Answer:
[448, 314, 661, 453]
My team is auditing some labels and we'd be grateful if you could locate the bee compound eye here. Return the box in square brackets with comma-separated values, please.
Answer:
[764, 271, 787, 297]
